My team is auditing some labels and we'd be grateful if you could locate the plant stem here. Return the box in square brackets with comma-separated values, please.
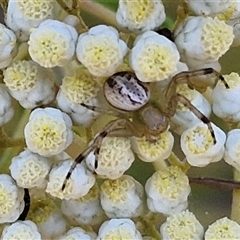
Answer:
[231, 169, 240, 223]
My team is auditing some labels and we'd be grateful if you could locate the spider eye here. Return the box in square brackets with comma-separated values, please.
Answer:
[104, 71, 150, 111]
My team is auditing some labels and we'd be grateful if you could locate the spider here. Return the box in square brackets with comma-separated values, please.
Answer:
[61, 68, 229, 191]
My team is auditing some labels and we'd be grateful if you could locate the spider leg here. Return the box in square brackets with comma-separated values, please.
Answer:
[61, 118, 136, 191]
[174, 93, 216, 144]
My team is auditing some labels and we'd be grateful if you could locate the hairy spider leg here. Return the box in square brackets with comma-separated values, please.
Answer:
[61, 118, 136, 191]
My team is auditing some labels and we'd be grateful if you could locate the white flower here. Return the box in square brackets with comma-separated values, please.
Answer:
[100, 175, 144, 218]
[174, 16, 234, 64]
[0, 84, 14, 126]
[0, 23, 16, 69]
[28, 197, 66, 239]
[0, 174, 24, 224]
[5, 0, 54, 41]
[187, 0, 230, 16]
[212, 72, 240, 122]
[58, 227, 97, 240]
[9, 149, 51, 188]
[205, 217, 240, 240]
[97, 218, 142, 240]
[76, 25, 128, 77]
[56, 67, 100, 126]
[1, 220, 41, 240]
[3, 60, 56, 109]
[131, 130, 174, 162]
[28, 19, 78, 68]
[129, 31, 180, 82]
[116, 0, 166, 32]
[86, 136, 135, 179]
[145, 166, 190, 215]
[61, 184, 105, 225]
[46, 159, 95, 200]
[171, 83, 211, 134]
[160, 210, 204, 240]
[24, 107, 73, 157]
[181, 122, 226, 167]
[224, 129, 240, 171]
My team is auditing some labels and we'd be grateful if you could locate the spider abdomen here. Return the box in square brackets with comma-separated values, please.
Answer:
[104, 71, 150, 111]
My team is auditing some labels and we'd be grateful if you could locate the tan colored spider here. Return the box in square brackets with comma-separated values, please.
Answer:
[61, 68, 229, 191]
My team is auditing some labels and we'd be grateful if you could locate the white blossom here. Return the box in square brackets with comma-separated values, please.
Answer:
[0, 84, 14, 126]
[129, 31, 180, 82]
[9, 149, 51, 188]
[205, 217, 240, 240]
[97, 218, 142, 240]
[160, 210, 204, 240]
[58, 227, 97, 240]
[181, 122, 226, 167]
[145, 166, 190, 215]
[3, 60, 56, 109]
[28, 19, 78, 68]
[46, 159, 95, 200]
[224, 129, 240, 171]
[187, 0, 230, 16]
[76, 25, 128, 77]
[174, 16, 234, 65]
[131, 130, 174, 162]
[5, 0, 54, 41]
[24, 107, 73, 157]
[0, 23, 16, 68]
[0, 174, 24, 224]
[56, 67, 100, 126]
[171, 83, 211, 134]
[1, 220, 41, 240]
[212, 72, 240, 122]
[86, 136, 135, 179]
[116, 0, 166, 32]
[61, 184, 106, 225]
[100, 175, 144, 218]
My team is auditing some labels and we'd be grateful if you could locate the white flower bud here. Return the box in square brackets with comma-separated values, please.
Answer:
[129, 31, 180, 82]
[76, 25, 128, 77]
[116, 0, 166, 32]
[224, 129, 240, 171]
[97, 218, 142, 240]
[171, 84, 211, 134]
[24, 107, 73, 157]
[46, 159, 95, 200]
[174, 16, 234, 63]
[100, 175, 144, 218]
[61, 184, 106, 225]
[86, 136, 135, 179]
[56, 67, 100, 126]
[0, 84, 14, 126]
[212, 72, 240, 122]
[0, 23, 16, 68]
[160, 210, 204, 240]
[0, 174, 24, 224]
[5, 0, 54, 41]
[9, 149, 51, 188]
[205, 217, 240, 240]
[58, 227, 97, 240]
[3, 60, 55, 109]
[28, 19, 78, 68]
[1, 220, 41, 240]
[187, 0, 230, 16]
[181, 123, 226, 167]
[145, 166, 190, 215]
[131, 130, 174, 162]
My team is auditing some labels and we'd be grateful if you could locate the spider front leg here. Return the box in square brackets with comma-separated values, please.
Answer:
[61, 118, 137, 191]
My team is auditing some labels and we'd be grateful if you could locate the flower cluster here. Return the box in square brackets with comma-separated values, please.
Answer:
[0, 0, 240, 239]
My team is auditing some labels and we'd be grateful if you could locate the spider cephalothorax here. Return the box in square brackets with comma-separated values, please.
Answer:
[61, 68, 229, 191]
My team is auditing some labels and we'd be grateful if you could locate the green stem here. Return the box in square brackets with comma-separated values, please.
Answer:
[231, 169, 240, 223]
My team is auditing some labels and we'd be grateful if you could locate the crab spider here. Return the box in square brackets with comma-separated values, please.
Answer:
[61, 68, 229, 191]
